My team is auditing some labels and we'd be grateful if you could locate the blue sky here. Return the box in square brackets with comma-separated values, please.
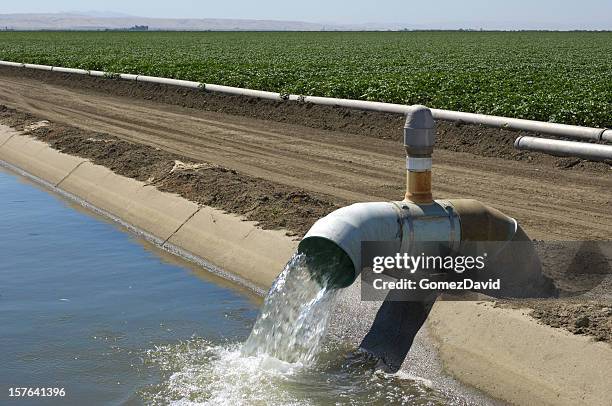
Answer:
[2, 0, 612, 29]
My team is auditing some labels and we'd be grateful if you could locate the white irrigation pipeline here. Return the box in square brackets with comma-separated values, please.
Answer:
[515, 136, 612, 162]
[2, 61, 612, 155]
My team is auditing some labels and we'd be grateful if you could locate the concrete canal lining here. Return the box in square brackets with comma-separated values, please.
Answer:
[0, 125, 297, 291]
[1, 125, 610, 406]
[428, 300, 612, 406]
[1, 130, 87, 185]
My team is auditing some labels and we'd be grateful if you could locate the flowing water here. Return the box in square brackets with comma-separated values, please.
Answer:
[0, 164, 454, 405]
[142, 254, 449, 405]
[0, 166, 259, 405]
[242, 254, 338, 364]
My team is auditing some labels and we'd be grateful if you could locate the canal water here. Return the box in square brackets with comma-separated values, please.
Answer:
[0, 165, 452, 405]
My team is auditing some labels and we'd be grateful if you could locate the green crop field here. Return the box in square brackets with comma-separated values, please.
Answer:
[1, 31, 611, 128]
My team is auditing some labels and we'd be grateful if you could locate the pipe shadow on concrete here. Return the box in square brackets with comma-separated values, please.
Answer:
[359, 291, 438, 373]
[358, 241, 612, 372]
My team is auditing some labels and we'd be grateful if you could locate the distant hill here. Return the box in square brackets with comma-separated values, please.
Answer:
[1, 13, 608, 32]
[0, 13, 341, 31]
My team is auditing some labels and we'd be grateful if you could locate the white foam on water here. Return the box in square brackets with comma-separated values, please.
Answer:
[147, 343, 306, 405]
[143, 339, 445, 406]
[141, 254, 447, 405]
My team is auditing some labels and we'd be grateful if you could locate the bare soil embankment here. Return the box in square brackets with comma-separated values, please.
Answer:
[0, 106, 337, 237]
[497, 299, 612, 343]
[0, 65, 610, 172]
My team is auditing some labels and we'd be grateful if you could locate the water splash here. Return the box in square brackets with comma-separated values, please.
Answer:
[142, 340, 446, 406]
[140, 253, 450, 405]
[242, 253, 338, 365]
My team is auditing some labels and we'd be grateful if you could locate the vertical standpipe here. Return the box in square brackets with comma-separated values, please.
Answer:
[404, 106, 436, 203]
[298, 105, 549, 294]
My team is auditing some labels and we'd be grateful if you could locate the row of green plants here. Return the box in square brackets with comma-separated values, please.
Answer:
[1, 31, 610, 127]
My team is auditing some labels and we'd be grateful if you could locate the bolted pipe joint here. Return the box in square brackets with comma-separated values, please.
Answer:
[404, 105, 436, 203]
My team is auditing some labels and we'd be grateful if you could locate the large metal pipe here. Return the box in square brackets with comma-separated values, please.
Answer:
[302, 95, 409, 114]
[136, 75, 201, 89]
[1, 60, 609, 143]
[52, 66, 90, 75]
[297, 197, 550, 290]
[298, 197, 553, 297]
[515, 136, 612, 161]
[23, 63, 53, 71]
[204, 83, 283, 101]
[296, 98, 607, 142]
[298, 200, 461, 288]
[299, 105, 554, 295]
[0, 61, 24, 68]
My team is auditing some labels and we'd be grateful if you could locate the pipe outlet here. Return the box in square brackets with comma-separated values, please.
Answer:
[298, 200, 460, 288]
[298, 199, 545, 293]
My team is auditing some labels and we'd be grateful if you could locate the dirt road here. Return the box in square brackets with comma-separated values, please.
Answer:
[0, 71, 610, 241]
